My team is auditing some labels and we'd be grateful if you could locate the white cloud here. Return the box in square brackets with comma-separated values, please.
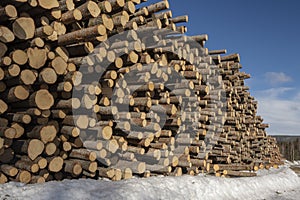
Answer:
[255, 87, 294, 97]
[255, 88, 300, 136]
[264, 72, 292, 86]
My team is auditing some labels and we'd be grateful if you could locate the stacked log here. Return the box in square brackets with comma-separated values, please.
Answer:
[0, 0, 282, 184]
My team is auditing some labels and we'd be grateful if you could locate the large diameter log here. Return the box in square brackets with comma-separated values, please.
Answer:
[38, 0, 59, 10]
[14, 139, 44, 160]
[27, 47, 47, 69]
[13, 17, 35, 40]
[29, 89, 54, 110]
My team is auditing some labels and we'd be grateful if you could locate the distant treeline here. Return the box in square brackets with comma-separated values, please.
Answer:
[273, 136, 300, 161]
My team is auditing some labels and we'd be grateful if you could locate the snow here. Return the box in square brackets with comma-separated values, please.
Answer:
[0, 165, 300, 200]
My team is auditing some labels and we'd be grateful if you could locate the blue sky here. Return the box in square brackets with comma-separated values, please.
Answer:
[144, 0, 300, 135]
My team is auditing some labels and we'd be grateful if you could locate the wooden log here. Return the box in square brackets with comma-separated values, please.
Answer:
[0, 5, 17, 20]
[0, 99, 8, 114]
[16, 170, 31, 184]
[71, 159, 97, 173]
[169, 15, 188, 24]
[98, 167, 115, 179]
[7, 113, 31, 124]
[27, 125, 57, 144]
[61, 126, 80, 138]
[30, 176, 45, 184]
[98, 1, 112, 14]
[62, 115, 89, 129]
[14, 139, 45, 160]
[69, 148, 97, 162]
[0, 164, 18, 177]
[223, 170, 257, 177]
[58, 25, 106, 45]
[47, 156, 64, 172]
[0, 25, 15, 43]
[64, 160, 82, 176]
[13, 17, 35, 40]
[15, 159, 39, 173]
[114, 160, 146, 174]
[77, 1, 101, 19]
[29, 89, 54, 110]
[7, 85, 29, 102]
[27, 47, 48, 69]
[11, 49, 28, 65]
[0, 127, 16, 139]
[61, 8, 83, 25]
[213, 164, 253, 171]
[37, 0, 59, 10]
[0, 42, 7, 57]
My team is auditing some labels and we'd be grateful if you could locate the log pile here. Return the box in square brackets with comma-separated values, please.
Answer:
[0, 0, 282, 184]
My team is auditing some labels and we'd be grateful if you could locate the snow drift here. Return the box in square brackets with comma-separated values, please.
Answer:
[0, 165, 299, 200]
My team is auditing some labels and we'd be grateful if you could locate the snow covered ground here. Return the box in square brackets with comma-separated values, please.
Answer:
[0, 164, 300, 200]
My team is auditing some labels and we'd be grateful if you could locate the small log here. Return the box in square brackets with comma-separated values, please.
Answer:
[69, 148, 97, 161]
[223, 170, 257, 177]
[64, 160, 82, 176]
[0, 164, 18, 177]
[0, 127, 16, 139]
[58, 25, 106, 45]
[0, 5, 17, 20]
[15, 159, 39, 173]
[0, 25, 15, 43]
